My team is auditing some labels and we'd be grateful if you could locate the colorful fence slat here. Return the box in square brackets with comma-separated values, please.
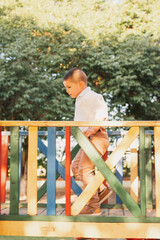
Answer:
[0, 120, 160, 240]
[0, 127, 1, 212]
[130, 139, 139, 204]
[10, 127, 19, 215]
[1, 133, 8, 203]
[18, 134, 23, 199]
[145, 134, 153, 207]
[27, 126, 38, 215]
[47, 127, 56, 215]
[71, 126, 141, 216]
[154, 127, 160, 217]
[139, 127, 146, 216]
[65, 126, 71, 216]
[37, 137, 82, 201]
[116, 156, 123, 204]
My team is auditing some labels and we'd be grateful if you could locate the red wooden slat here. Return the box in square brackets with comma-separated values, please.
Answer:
[1, 134, 9, 203]
[0, 127, 2, 213]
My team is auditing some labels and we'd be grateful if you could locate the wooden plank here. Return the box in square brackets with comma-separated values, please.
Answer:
[47, 127, 56, 215]
[139, 127, 146, 216]
[65, 127, 71, 216]
[1, 221, 160, 238]
[115, 143, 123, 204]
[154, 127, 160, 217]
[0, 120, 160, 127]
[145, 134, 153, 207]
[0, 126, 1, 212]
[37, 138, 82, 201]
[130, 146, 139, 203]
[1, 213, 160, 222]
[71, 127, 141, 216]
[106, 127, 140, 170]
[19, 135, 23, 199]
[1, 134, 9, 203]
[10, 127, 19, 215]
[27, 127, 38, 215]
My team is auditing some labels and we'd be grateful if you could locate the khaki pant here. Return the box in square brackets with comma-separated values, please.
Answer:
[71, 129, 109, 209]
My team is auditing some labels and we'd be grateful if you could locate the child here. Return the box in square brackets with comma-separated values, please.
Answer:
[63, 68, 111, 215]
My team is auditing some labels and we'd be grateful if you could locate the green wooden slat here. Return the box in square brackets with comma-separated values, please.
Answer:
[71, 127, 141, 217]
[71, 143, 80, 160]
[139, 127, 146, 216]
[1, 214, 160, 223]
[145, 134, 153, 208]
[10, 127, 19, 215]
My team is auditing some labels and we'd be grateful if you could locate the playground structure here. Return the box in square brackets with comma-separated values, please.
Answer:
[0, 120, 160, 239]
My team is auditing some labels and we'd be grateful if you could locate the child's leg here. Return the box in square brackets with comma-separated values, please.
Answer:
[79, 150, 100, 210]
[90, 131, 111, 203]
[71, 149, 83, 180]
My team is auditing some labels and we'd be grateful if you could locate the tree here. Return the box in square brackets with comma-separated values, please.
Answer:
[0, 0, 160, 121]
[0, 15, 87, 120]
[83, 35, 160, 120]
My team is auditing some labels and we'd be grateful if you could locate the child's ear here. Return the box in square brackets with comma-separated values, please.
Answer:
[79, 81, 85, 88]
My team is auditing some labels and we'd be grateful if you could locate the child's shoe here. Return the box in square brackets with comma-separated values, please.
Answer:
[79, 205, 101, 215]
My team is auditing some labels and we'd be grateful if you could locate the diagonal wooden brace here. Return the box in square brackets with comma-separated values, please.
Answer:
[71, 126, 141, 217]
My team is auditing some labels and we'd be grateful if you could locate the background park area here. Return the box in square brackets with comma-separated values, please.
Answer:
[0, 1, 160, 239]
[0, 0, 160, 183]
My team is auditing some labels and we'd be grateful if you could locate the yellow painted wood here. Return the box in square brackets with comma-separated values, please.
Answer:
[1, 221, 160, 238]
[0, 120, 160, 127]
[130, 148, 139, 203]
[71, 127, 139, 215]
[154, 127, 160, 217]
[27, 127, 38, 215]
[106, 127, 139, 169]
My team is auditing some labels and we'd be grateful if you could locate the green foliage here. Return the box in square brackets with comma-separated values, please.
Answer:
[0, 16, 85, 120]
[0, 0, 160, 121]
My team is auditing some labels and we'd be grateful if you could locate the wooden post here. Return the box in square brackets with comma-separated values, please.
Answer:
[145, 134, 153, 208]
[65, 126, 71, 216]
[27, 126, 38, 215]
[47, 127, 56, 215]
[130, 138, 139, 203]
[139, 127, 146, 216]
[116, 136, 123, 204]
[154, 127, 160, 216]
[10, 127, 19, 215]
[0, 126, 1, 212]
[18, 134, 23, 199]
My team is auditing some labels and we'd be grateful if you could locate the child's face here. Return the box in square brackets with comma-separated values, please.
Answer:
[63, 79, 84, 98]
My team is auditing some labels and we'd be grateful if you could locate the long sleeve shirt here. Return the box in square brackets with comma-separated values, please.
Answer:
[74, 87, 108, 132]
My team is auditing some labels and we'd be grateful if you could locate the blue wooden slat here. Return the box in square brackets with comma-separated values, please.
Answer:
[38, 137, 82, 196]
[115, 137, 123, 204]
[38, 137, 47, 156]
[56, 160, 82, 196]
[47, 127, 56, 215]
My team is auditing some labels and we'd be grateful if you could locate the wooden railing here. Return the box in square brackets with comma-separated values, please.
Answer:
[0, 120, 160, 239]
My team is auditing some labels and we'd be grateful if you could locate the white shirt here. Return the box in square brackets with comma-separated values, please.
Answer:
[74, 87, 108, 131]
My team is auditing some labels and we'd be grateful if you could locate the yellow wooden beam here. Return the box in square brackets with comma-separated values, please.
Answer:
[130, 148, 139, 203]
[0, 120, 160, 127]
[130, 138, 139, 203]
[71, 127, 139, 215]
[1, 221, 160, 238]
[154, 127, 160, 217]
[27, 127, 38, 215]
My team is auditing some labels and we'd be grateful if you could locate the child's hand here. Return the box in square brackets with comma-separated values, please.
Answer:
[83, 126, 100, 138]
